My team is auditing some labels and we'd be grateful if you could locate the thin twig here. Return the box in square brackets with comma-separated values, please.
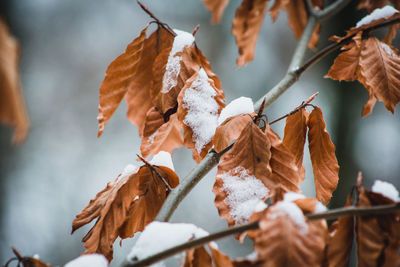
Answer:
[137, 154, 173, 192]
[123, 203, 400, 267]
[268, 92, 318, 124]
[137, 1, 176, 36]
[192, 24, 200, 36]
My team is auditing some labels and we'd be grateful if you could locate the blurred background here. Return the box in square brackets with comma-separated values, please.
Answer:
[0, 0, 399, 266]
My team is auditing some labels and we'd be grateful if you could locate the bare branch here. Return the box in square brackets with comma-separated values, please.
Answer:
[122, 203, 400, 267]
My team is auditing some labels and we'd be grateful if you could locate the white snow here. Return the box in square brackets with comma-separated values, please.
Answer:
[218, 166, 270, 225]
[64, 254, 108, 267]
[271, 201, 308, 234]
[33, 254, 40, 259]
[254, 201, 268, 212]
[315, 202, 327, 213]
[150, 151, 175, 171]
[148, 130, 159, 145]
[381, 43, 398, 58]
[356, 6, 398, 28]
[161, 29, 195, 94]
[372, 180, 400, 202]
[128, 222, 209, 261]
[283, 192, 305, 202]
[122, 164, 139, 177]
[182, 68, 220, 153]
[217, 97, 254, 125]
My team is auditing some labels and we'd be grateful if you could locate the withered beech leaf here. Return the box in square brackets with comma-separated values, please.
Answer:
[10, 247, 54, 267]
[97, 26, 148, 137]
[210, 245, 234, 267]
[362, 90, 377, 117]
[307, 107, 339, 205]
[254, 206, 326, 267]
[213, 122, 271, 226]
[212, 113, 255, 153]
[232, 0, 269, 66]
[72, 164, 179, 261]
[359, 37, 400, 113]
[266, 126, 301, 196]
[196, 47, 223, 91]
[202, 0, 229, 23]
[140, 107, 183, 158]
[326, 32, 362, 82]
[282, 109, 308, 182]
[150, 42, 199, 115]
[178, 67, 225, 162]
[184, 246, 213, 267]
[125, 27, 174, 136]
[0, 19, 30, 144]
[325, 196, 354, 267]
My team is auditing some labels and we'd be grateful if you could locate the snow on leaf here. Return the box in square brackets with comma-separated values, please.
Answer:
[71, 162, 179, 261]
[213, 122, 272, 226]
[140, 107, 183, 158]
[356, 5, 398, 28]
[282, 109, 308, 182]
[254, 205, 326, 267]
[307, 107, 339, 205]
[0, 19, 30, 144]
[64, 254, 108, 267]
[124, 27, 174, 136]
[178, 68, 225, 162]
[218, 97, 254, 125]
[371, 180, 400, 202]
[232, 0, 269, 66]
[359, 37, 400, 113]
[202, 0, 229, 23]
[213, 113, 255, 153]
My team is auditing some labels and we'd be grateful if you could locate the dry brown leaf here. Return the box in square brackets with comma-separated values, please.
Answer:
[362, 90, 377, 117]
[326, 32, 363, 82]
[8, 248, 53, 267]
[282, 109, 308, 182]
[212, 113, 255, 153]
[324, 196, 354, 267]
[202, 0, 230, 23]
[72, 163, 179, 261]
[254, 206, 326, 267]
[184, 246, 213, 267]
[213, 121, 272, 226]
[307, 107, 339, 205]
[178, 67, 225, 162]
[359, 37, 400, 113]
[266, 126, 302, 195]
[0, 19, 30, 144]
[196, 47, 223, 91]
[125, 27, 174, 136]
[383, 23, 400, 44]
[232, 0, 269, 66]
[210, 246, 234, 267]
[140, 107, 183, 158]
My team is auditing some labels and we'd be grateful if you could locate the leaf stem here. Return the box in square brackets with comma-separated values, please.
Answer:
[137, 1, 176, 36]
[122, 203, 400, 267]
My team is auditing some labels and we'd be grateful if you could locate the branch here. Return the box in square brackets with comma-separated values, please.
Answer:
[122, 203, 400, 267]
[137, 1, 176, 36]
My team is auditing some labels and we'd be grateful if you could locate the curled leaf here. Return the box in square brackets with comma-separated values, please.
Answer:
[202, 0, 229, 23]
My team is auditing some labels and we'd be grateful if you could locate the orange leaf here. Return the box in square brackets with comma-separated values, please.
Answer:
[124, 27, 174, 136]
[232, 0, 269, 66]
[184, 246, 213, 267]
[0, 19, 30, 144]
[213, 122, 271, 226]
[178, 67, 225, 162]
[362, 91, 377, 117]
[202, 0, 229, 23]
[210, 246, 234, 267]
[282, 109, 308, 183]
[72, 163, 179, 261]
[213, 113, 255, 153]
[140, 107, 183, 158]
[307, 107, 339, 204]
[254, 204, 327, 267]
[267, 126, 302, 195]
[359, 37, 400, 113]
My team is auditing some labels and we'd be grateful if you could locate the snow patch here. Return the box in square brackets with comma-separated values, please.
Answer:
[283, 192, 305, 202]
[381, 43, 398, 58]
[271, 201, 308, 234]
[182, 68, 220, 153]
[161, 30, 195, 94]
[218, 166, 270, 225]
[372, 180, 400, 202]
[218, 97, 254, 125]
[150, 151, 175, 171]
[64, 254, 108, 267]
[129, 222, 209, 261]
[148, 130, 159, 145]
[315, 201, 327, 213]
[122, 164, 139, 177]
[356, 6, 398, 28]
[254, 201, 268, 212]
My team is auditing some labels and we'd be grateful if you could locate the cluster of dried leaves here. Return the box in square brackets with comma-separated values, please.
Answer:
[97, 24, 225, 162]
[0, 19, 29, 144]
[326, 9, 400, 115]
[202, 0, 322, 66]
